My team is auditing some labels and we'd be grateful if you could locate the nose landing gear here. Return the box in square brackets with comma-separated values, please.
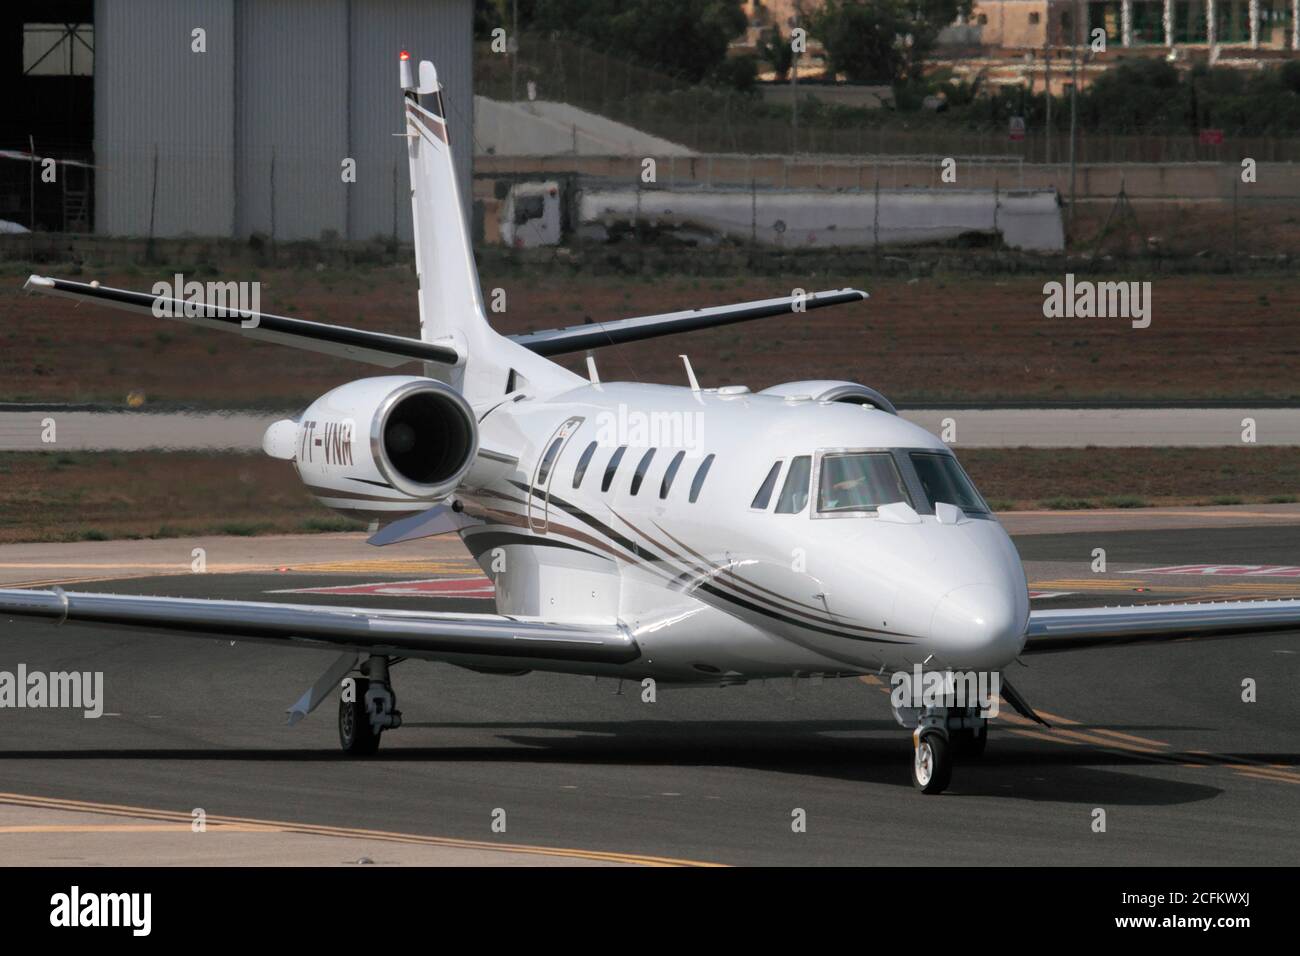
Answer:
[907, 707, 989, 794]
[911, 727, 952, 794]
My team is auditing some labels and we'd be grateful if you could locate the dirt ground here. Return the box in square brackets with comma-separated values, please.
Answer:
[0, 451, 355, 544]
[0, 447, 1294, 544]
[1, 264, 1296, 407]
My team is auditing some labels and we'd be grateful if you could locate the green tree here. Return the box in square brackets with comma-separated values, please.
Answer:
[533, 0, 746, 83]
[811, 0, 971, 85]
[758, 25, 794, 82]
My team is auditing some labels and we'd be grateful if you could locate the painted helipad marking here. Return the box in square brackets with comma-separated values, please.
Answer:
[1124, 564, 1300, 578]
[272, 576, 495, 598]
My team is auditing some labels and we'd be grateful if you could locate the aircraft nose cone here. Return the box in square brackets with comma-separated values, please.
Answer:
[929, 583, 1026, 669]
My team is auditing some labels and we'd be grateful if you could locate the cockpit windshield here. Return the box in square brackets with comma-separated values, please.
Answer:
[817, 452, 912, 513]
[910, 452, 989, 514]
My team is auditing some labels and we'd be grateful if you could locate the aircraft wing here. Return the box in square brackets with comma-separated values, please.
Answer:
[509, 288, 867, 357]
[0, 588, 638, 666]
[23, 275, 460, 368]
[1025, 599, 1300, 653]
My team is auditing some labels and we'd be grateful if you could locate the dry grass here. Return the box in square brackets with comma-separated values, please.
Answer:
[959, 446, 1300, 511]
[1, 265, 1297, 406]
[0, 451, 361, 544]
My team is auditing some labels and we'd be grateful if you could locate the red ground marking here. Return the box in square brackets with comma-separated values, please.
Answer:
[1125, 565, 1300, 578]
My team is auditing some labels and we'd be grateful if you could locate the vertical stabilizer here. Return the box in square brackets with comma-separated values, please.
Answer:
[399, 54, 581, 405]
[401, 55, 492, 398]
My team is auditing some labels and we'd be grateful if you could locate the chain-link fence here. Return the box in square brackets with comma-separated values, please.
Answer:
[474, 32, 1300, 162]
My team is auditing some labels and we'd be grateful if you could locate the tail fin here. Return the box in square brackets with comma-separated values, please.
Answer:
[401, 57, 493, 389]
[399, 55, 584, 404]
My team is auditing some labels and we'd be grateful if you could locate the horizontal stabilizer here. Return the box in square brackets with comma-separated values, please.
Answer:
[24, 275, 460, 368]
[509, 288, 868, 357]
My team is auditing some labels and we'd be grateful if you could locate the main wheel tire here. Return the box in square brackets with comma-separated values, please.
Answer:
[912, 731, 953, 794]
[339, 677, 381, 755]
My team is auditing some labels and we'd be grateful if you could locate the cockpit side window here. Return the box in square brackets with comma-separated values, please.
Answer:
[817, 452, 911, 514]
[751, 461, 782, 510]
[909, 452, 989, 515]
[775, 455, 811, 514]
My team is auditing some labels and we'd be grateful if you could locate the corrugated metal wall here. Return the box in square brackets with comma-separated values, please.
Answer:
[94, 0, 236, 236]
[235, 0, 349, 240]
[347, 0, 474, 242]
[94, 0, 473, 240]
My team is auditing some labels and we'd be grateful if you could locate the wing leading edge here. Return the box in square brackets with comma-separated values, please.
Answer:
[509, 288, 868, 357]
[0, 588, 638, 666]
[1026, 598, 1300, 653]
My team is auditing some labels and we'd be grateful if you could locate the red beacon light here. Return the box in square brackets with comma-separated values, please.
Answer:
[399, 50, 410, 61]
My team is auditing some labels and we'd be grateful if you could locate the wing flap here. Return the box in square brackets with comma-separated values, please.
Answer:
[0, 589, 638, 665]
[24, 275, 460, 368]
[510, 288, 867, 356]
[1026, 599, 1300, 652]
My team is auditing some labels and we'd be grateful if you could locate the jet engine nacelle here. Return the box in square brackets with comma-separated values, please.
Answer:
[263, 376, 478, 518]
[759, 380, 898, 415]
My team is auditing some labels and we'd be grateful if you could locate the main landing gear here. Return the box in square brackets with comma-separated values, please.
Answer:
[338, 655, 402, 755]
[908, 706, 988, 794]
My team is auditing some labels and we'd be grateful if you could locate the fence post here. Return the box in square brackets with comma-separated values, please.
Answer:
[147, 144, 159, 261]
[1232, 171, 1239, 269]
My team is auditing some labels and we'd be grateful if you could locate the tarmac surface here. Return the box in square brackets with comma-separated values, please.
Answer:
[1, 509, 1298, 866]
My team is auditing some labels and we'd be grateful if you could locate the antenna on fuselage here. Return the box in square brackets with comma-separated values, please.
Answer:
[679, 354, 700, 393]
[585, 354, 600, 384]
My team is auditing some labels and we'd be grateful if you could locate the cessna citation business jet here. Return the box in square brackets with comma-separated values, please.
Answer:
[6, 55, 1300, 795]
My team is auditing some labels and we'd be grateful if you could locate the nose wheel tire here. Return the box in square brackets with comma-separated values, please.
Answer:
[339, 677, 382, 755]
[912, 731, 952, 794]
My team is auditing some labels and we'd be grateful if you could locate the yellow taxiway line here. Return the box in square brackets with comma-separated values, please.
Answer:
[0, 792, 723, 867]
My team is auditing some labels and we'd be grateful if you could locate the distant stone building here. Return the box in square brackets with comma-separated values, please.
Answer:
[952, 0, 1297, 49]
[742, 0, 1299, 53]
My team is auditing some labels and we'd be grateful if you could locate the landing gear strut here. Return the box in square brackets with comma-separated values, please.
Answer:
[338, 656, 402, 755]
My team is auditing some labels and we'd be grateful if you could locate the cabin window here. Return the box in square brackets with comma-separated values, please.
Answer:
[689, 453, 715, 503]
[536, 437, 564, 487]
[572, 441, 598, 488]
[601, 446, 627, 492]
[751, 461, 782, 510]
[775, 455, 812, 514]
[909, 452, 989, 515]
[660, 450, 686, 499]
[817, 452, 911, 514]
[630, 448, 656, 495]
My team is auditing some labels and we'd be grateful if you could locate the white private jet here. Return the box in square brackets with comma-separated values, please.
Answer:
[6, 55, 1300, 794]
